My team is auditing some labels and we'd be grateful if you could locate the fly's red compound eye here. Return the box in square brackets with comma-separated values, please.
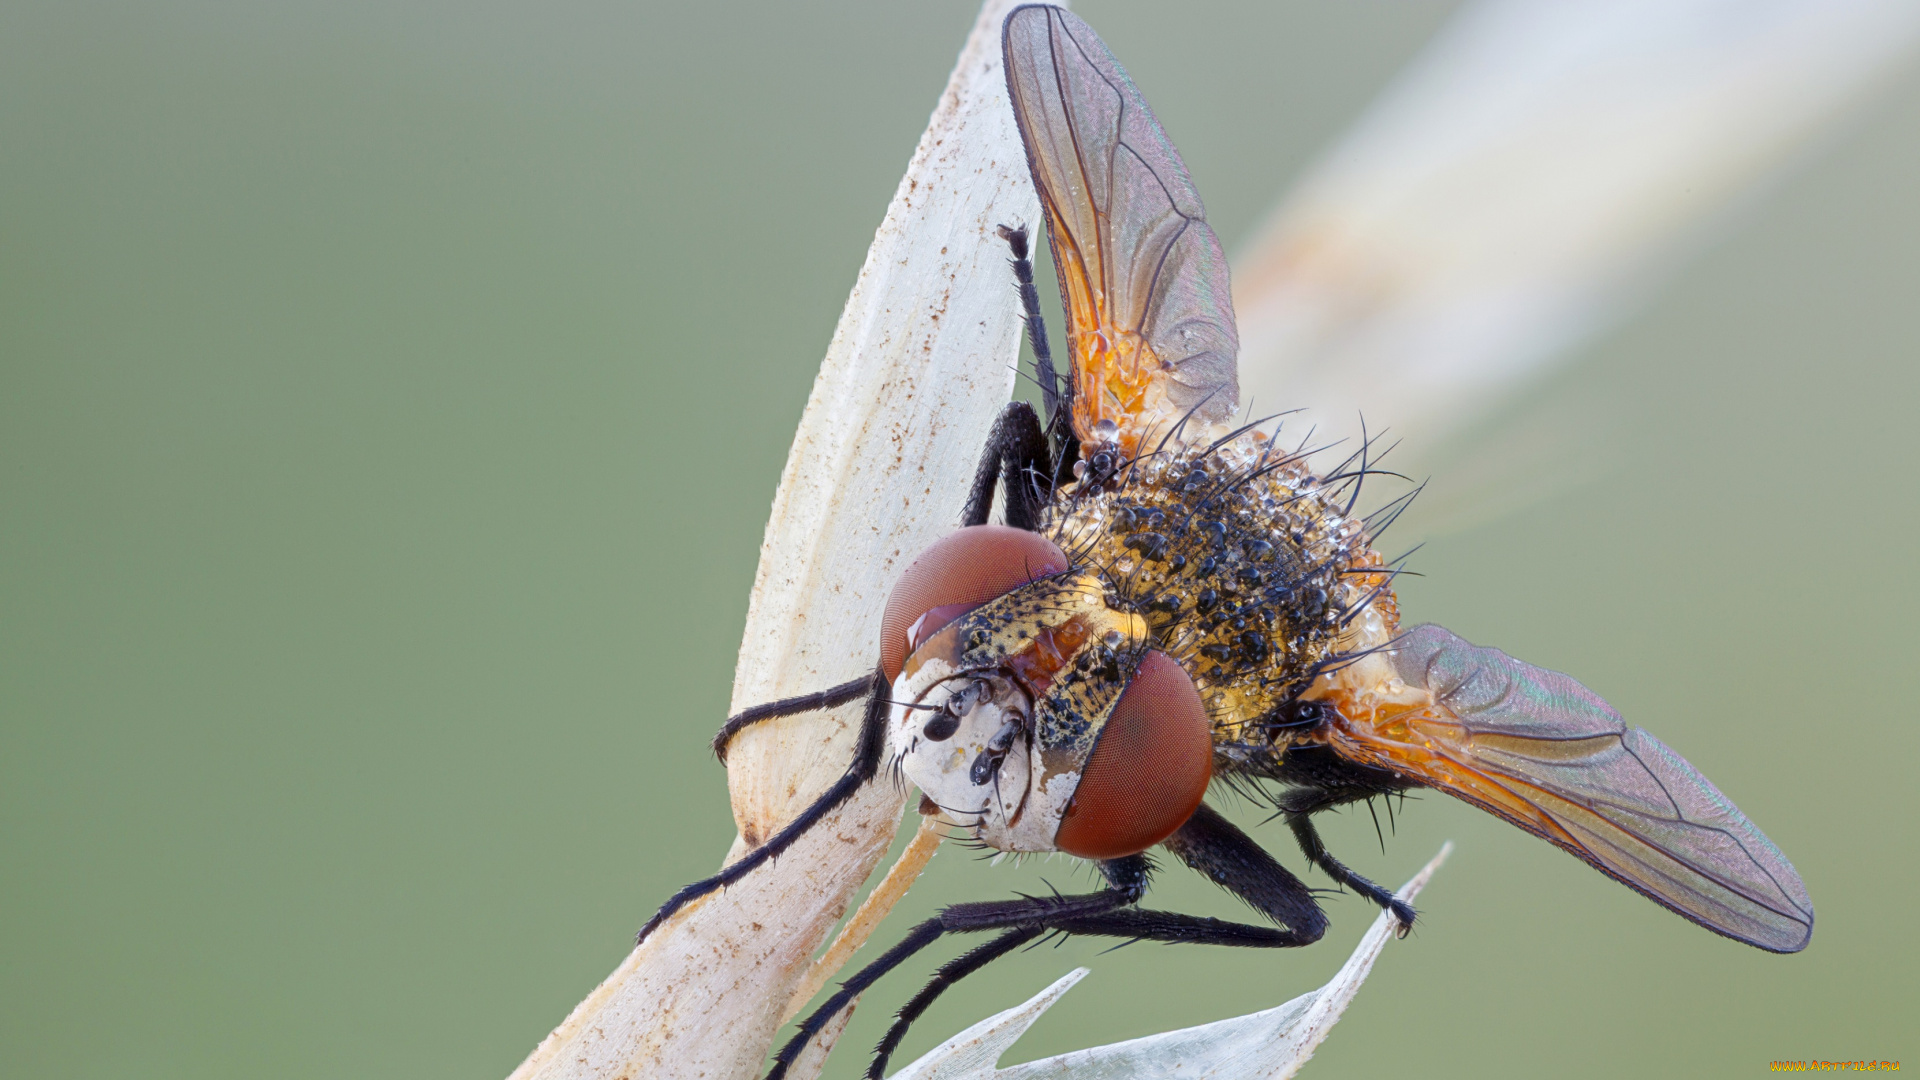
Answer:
[1055, 650, 1211, 859]
[878, 525, 1070, 681]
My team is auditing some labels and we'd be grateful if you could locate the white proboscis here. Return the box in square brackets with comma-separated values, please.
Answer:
[890, 844, 1451, 1080]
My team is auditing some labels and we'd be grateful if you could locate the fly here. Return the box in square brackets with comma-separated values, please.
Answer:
[641, 7, 1814, 1077]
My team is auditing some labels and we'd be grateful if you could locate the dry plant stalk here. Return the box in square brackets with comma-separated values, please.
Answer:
[505, 2, 1039, 1077]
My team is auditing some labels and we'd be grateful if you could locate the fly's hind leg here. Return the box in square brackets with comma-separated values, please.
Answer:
[636, 671, 888, 944]
[1281, 787, 1418, 928]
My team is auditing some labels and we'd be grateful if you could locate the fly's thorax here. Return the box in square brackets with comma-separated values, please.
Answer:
[1041, 438, 1400, 762]
[890, 572, 1152, 852]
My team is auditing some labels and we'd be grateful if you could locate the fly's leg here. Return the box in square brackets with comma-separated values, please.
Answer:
[960, 222, 1082, 532]
[766, 856, 1152, 1080]
[997, 224, 1060, 422]
[996, 222, 1071, 462]
[1161, 802, 1329, 942]
[636, 672, 888, 944]
[866, 928, 1042, 1074]
[1044, 905, 1330, 944]
[855, 843, 1322, 1080]
[856, 808, 1328, 1078]
[961, 401, 1052, 530]
[711, 672, 879, 761]
[1282, 789, 1418, 928]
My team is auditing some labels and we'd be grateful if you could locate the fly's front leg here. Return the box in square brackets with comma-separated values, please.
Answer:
[637, 673, 889, 944]
[770, 855, 1152, 1080]
[1282, 790, 1417, 928]
[710, 672, 879, 761]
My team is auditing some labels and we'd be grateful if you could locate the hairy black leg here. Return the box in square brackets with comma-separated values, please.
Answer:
[859, 899, 1327, 1077]
[767, 856, 1151, 1080]
[1282, 794, 1417, 927]
[996, 224, 1061, 424]
[961, 401, 1052, 530]
[865, 928, 1041, 1079]
[1047, 906, 1327, 946]
[995, 223, 1077, 491]
[1162, 803, 1328, 942]
[766, 918, 946, 1080]
[636, 672, 889, 944]
[710, 672, 879, 761]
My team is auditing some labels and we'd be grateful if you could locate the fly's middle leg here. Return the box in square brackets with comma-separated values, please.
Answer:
[771, 854, 1152, 1080]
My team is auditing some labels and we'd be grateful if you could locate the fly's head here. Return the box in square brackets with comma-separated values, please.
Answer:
[879, 526, 1214, 858]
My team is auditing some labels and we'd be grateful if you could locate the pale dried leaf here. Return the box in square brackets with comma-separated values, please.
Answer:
[505, 3, 1040, 1077]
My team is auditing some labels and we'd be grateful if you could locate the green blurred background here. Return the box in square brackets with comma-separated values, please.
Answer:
[4, 1, 1915, 1076]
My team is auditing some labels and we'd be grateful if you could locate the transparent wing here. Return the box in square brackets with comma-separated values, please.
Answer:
[1324, 624, 1813, 952]
[1003, 4, 1238, 456]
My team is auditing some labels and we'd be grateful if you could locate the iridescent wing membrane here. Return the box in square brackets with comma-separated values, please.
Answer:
[1003, 4, 1239, 456]
[1326, 625, 1813, 952]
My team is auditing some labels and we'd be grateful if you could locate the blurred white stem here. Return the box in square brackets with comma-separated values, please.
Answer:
[1233, 0, 1920, 532]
